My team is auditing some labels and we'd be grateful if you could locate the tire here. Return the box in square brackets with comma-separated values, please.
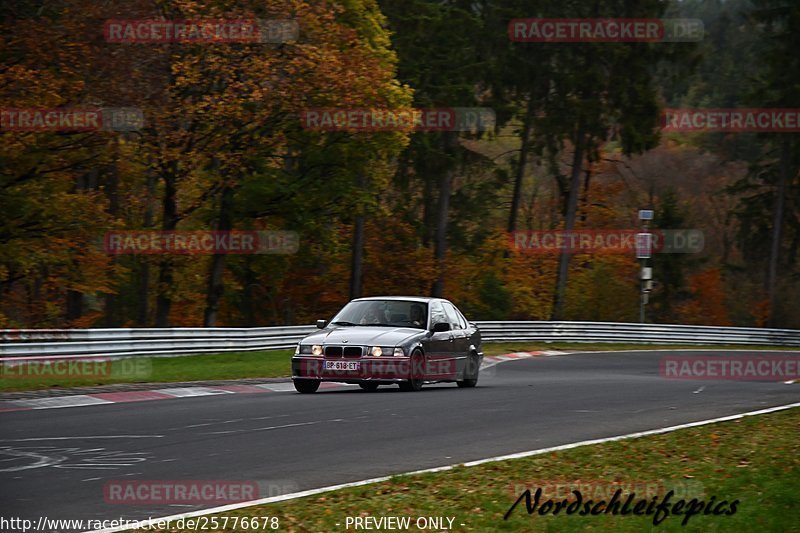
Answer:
[457, 352, 479, 388]
[293, 379, 320, 394]
[399, 349, 424, 392]
[359, 382, 380, 392]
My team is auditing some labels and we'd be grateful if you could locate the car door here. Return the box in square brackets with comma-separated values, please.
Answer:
[442, 301, 469, 377]
[426, 300, 453, 379]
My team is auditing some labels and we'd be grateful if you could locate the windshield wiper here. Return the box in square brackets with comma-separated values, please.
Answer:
[332, 321, 357, 326]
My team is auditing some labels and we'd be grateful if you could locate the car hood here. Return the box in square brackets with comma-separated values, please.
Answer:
[302, 326, 423, 346]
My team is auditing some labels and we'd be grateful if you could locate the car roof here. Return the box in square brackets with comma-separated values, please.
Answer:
[352, 296, 442, 303]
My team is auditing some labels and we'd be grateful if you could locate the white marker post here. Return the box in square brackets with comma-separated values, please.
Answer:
[637, 210, 654, 323]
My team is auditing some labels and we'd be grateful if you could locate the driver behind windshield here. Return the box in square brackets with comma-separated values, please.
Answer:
[360, 304, 385, 324]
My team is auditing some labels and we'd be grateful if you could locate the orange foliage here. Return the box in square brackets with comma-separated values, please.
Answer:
[676, 268, 731, 326]
[504, 250, 560, 320]
[564, 254, 639, 322]
[750, 299, 770, 328]
[362, 220, 436, 297]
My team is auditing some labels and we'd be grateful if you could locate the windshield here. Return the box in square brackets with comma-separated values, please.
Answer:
[330, 300, 428, 329]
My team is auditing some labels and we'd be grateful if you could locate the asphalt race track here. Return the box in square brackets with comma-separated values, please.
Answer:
[1, 350, 798, 531]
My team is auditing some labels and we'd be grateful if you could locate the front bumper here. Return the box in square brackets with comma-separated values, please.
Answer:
[292, 356, 461, 382]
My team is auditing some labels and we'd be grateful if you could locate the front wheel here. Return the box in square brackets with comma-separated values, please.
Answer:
[293, 379, 320, 394]
[399, 349, 424, 392]
[457, 353, 479, 388]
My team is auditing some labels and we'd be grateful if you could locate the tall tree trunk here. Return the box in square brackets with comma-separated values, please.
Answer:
[155, 166, 178, 327]
[580, 165, 592, 223]
[431, 131, 458, 297]
[766, 137, 789, 327]
[65, 290, 83, 322]
[507, 98, 535, 236]
[203, 184, 234, 326]
[422, 158, 434, 248]
[137, 168, 156, 326]
[349, 175, 366, 300]
[241, 258, 257, 326]
[787, 226, 798, 269]
[103, 139, 121, 326]
[551, 124, 586, 320]
[66, 168, 96, 323]
[524, 182, 538, 231]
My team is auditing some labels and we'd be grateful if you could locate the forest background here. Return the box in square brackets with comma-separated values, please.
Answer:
[1, 0, 798, 329]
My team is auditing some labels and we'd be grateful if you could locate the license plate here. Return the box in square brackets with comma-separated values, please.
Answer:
[324, 361, 360, 371]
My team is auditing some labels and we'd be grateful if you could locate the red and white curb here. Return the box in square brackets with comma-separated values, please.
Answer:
[0, 352, 556, 413]
[482, 350, 566, 368]
[0, 382, 358, 413]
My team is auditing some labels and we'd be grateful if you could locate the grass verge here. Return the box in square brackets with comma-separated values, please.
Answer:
[152, 407, 799, 532]
[0, 349, 294, 392]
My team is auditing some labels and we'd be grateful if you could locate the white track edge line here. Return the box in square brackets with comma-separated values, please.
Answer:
[88, 401, 800, 533]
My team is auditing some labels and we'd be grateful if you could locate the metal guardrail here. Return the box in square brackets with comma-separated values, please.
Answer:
[1, 322, 799, 359]
[0, 326, 318, 358]
[474, 322, 800, 346]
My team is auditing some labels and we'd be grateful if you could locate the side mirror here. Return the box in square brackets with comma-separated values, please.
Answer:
[432, 322, 451, 333]
[316, 319, 328, 329]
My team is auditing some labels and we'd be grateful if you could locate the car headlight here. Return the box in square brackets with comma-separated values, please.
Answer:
[312, 345, 323, 356]
[393, 347, 405, 357]
[371, 346, 401, 357]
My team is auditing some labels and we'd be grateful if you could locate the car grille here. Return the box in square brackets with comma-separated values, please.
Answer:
[324, 346, 363, 358]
